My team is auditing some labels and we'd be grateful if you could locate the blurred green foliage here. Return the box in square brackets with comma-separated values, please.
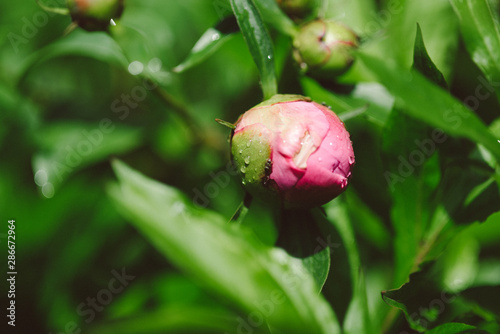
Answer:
[1, 0, 500, 333]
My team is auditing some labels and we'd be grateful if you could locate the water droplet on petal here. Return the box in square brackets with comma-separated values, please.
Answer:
[211, 33, 220, 41]
[349, 156, 355, 165]
[318, 157, 322, 162]
[329, 142, 333, 146]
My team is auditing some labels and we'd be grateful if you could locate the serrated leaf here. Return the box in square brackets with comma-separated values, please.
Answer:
[173, 27, 235, 73]
[450, 0, 500, 97]
[108, 160, 340, 333]
[230, 0, 277, 99]
[358, 52, 500, 161]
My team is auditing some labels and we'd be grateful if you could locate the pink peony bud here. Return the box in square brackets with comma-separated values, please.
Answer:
[231, 94, 354, 208]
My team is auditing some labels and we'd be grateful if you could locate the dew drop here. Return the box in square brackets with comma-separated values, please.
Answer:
[318, 157, 322, 162]
[329, 142, 333, 146]
[349, 156, 355, 165]
[246, 140, 252, 147]
[242, 180, 247, 185]
[244, 156, 250, 164]
[239, 149, 243, 154]
[240, 166, 246, 173]
[211, 33, 221, 41]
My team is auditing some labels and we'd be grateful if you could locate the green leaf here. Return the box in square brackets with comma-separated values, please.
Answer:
[357, 52, 500, 161]
[230, 0, 277, 99]
[300, 76, 390, 126]
[413, 23, 448, 89]
[32, 122, 142, 192]
[172, 27, 235, 73]
[426, 323, 476, 334]
[253, 0, 297, 37]
[325, 200, 373, 334]
[382, 262, 456, 332]
[108, 160, 340, 333]
[17, 30, 128, 84]
[380, 0, 459, 80]
[275, 209, 331, 292]
[89, 306, 241, 334]
[450, 0, 500, 96]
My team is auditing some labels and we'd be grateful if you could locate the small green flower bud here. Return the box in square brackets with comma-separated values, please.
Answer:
[293, 19, 359, 78]
[67, 0, 124, 31]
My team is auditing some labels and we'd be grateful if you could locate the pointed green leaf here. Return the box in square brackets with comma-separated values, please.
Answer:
[108, 160, 340, 333]
[413, 23, 448, 89]
[173, 27, 235, 73]
[230, 0, 277, 99]
[358, 52, 500, 161]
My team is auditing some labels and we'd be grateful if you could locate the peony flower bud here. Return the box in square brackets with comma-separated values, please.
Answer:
[67, 0, 124, 31]
[293, 20, 359, 78]
[230, 94, 354, 209]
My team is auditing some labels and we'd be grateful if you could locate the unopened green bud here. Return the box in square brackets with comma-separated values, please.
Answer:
[293, 19, 359, 78]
